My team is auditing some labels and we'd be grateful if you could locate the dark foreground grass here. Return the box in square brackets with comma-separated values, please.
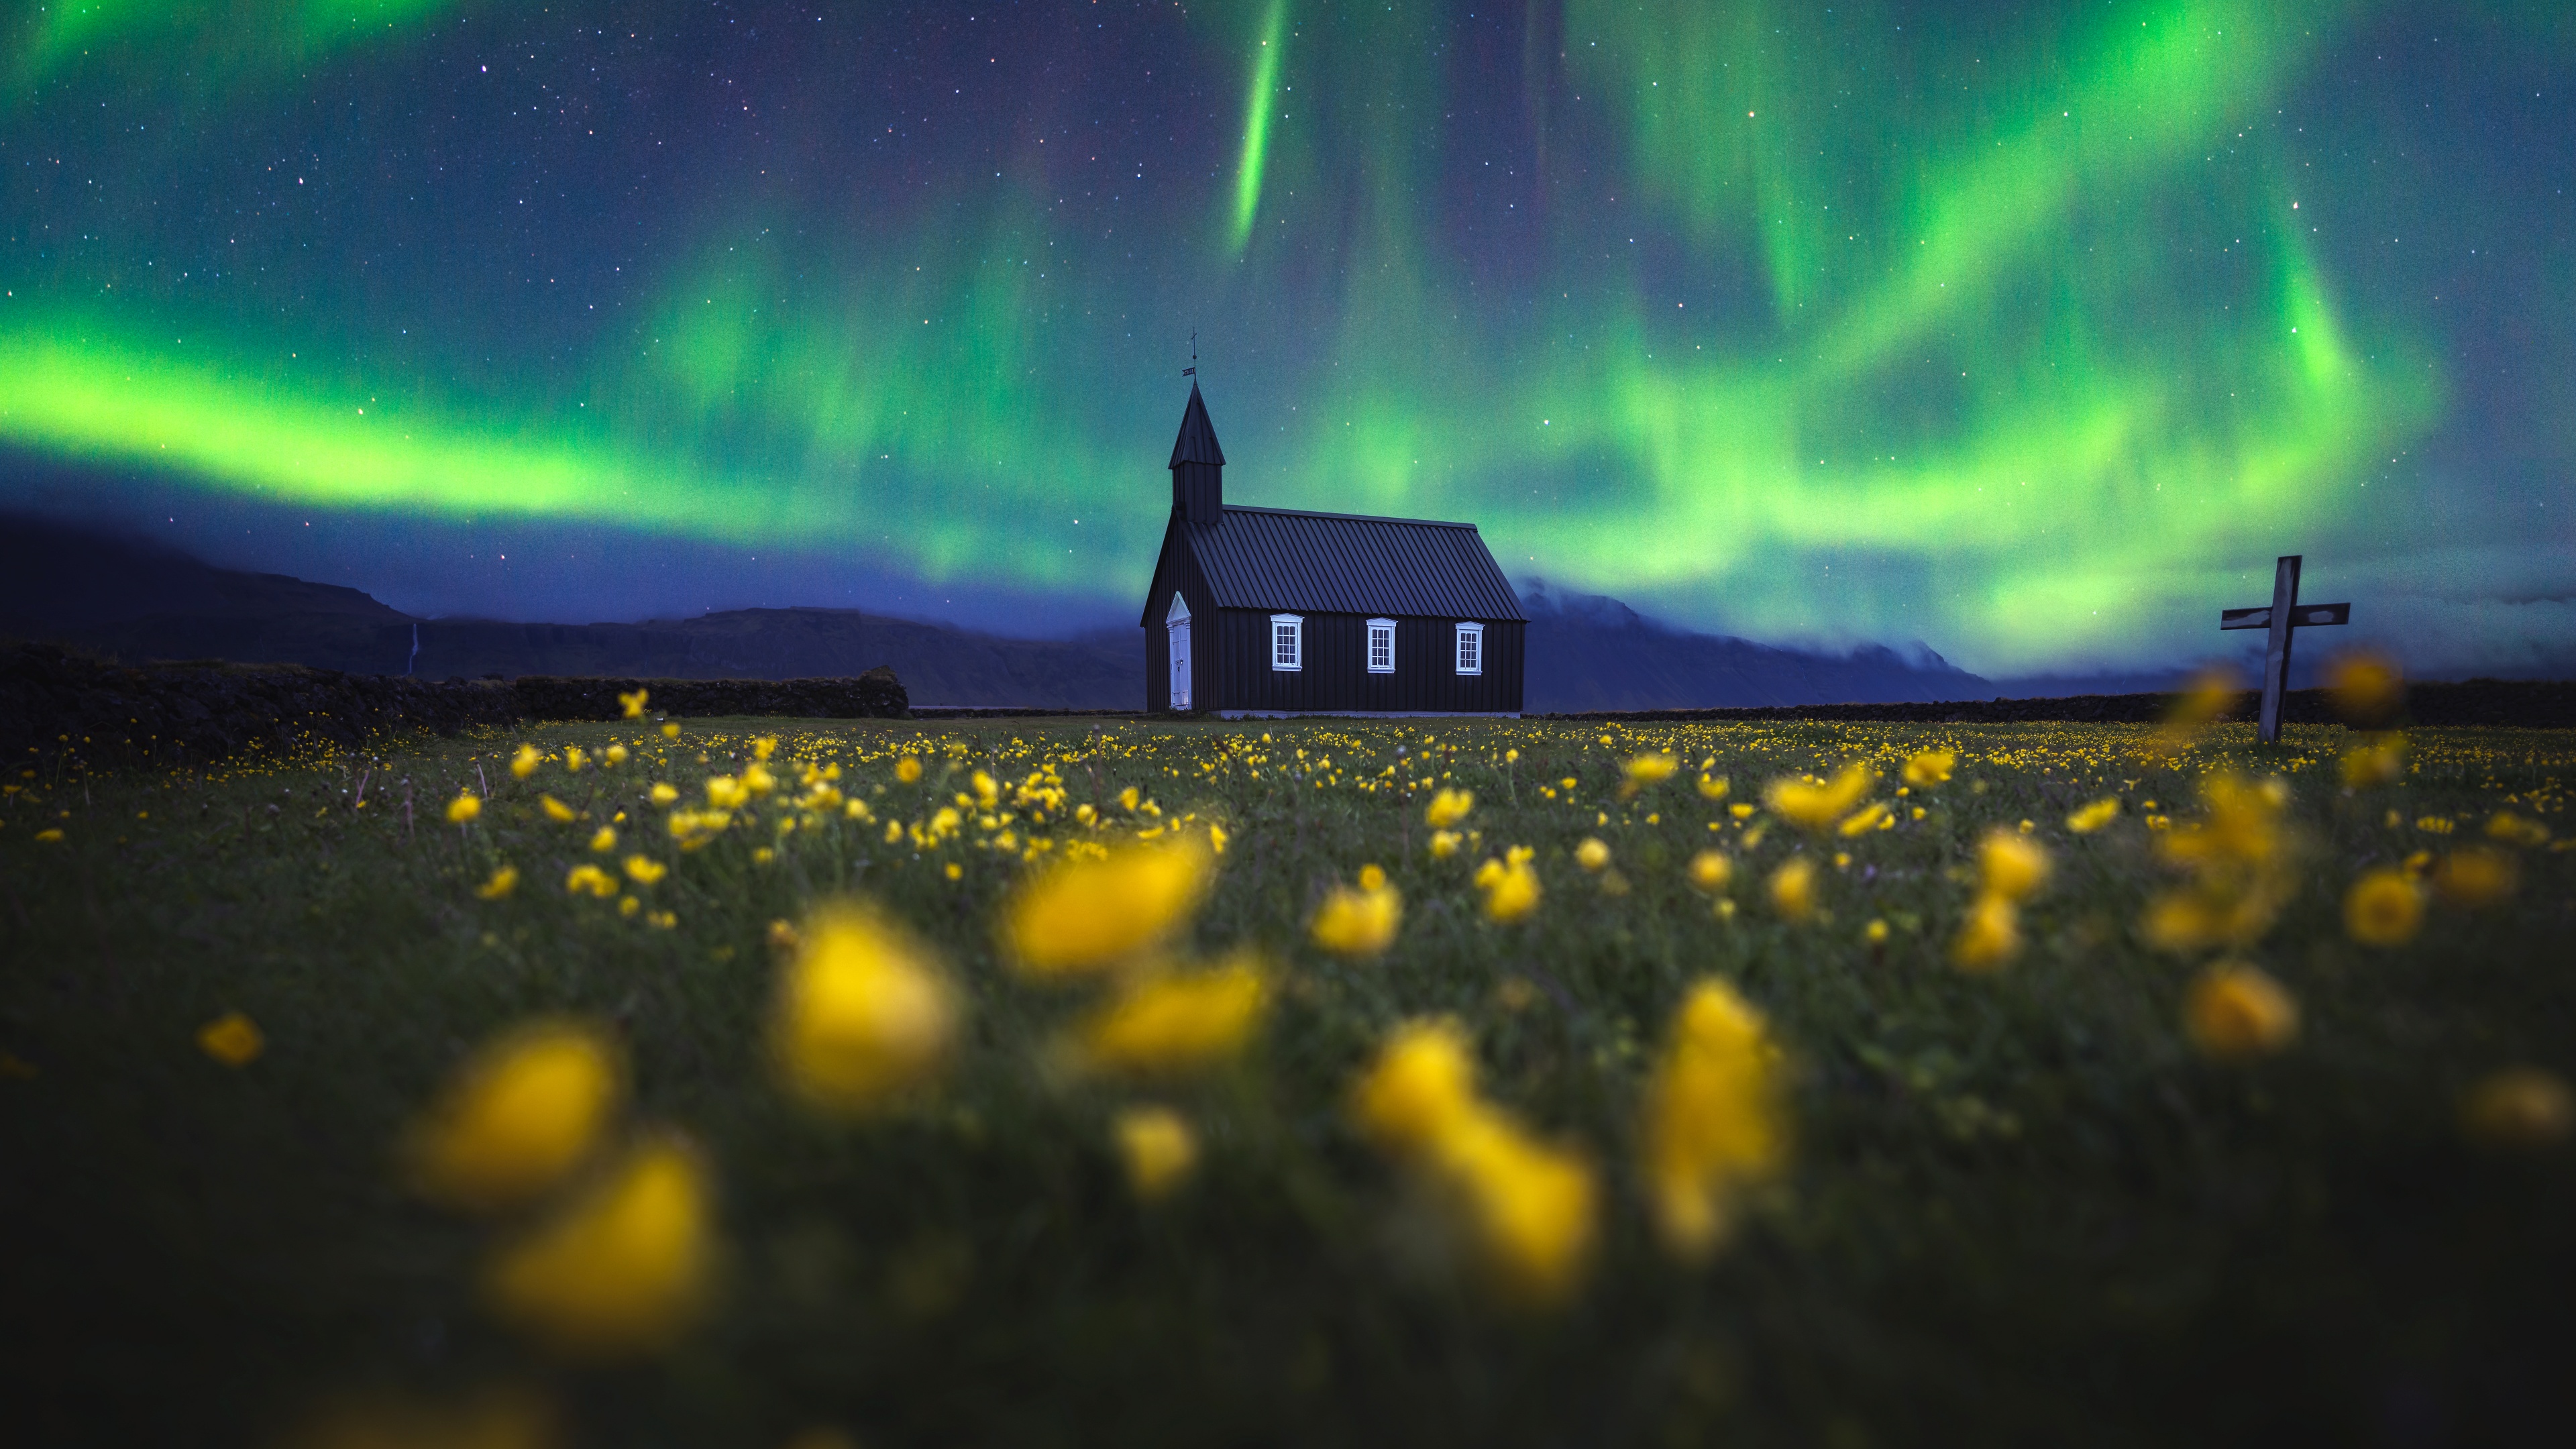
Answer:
[2, 715, 2571, 1448]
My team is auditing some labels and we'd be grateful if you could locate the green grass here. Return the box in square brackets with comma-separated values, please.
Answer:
[3, 715, 2571, 1448]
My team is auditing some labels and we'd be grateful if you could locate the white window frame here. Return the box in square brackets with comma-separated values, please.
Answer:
[1454, 621, 1485, 676]
[1269, 613, 1304, 672]
[1366, 618, 1397, 674]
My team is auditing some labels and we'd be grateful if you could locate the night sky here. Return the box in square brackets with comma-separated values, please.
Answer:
[3, 1, 2570, 676]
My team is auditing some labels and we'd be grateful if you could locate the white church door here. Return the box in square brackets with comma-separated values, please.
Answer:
[1166, 592, 1193, 710]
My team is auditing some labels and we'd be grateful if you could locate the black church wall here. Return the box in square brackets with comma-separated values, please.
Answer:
[1205, 610, 1522, 714]
[1140, 529, 1217, 712]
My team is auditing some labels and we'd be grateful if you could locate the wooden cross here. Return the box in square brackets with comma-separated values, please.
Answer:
[2219, 554, 2350, 744]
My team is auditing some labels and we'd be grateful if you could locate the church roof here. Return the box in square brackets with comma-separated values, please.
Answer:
[1168, 382, 1226, 469]
[1177, 504, 1527, 621]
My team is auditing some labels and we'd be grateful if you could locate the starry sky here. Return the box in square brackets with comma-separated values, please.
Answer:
[3, 0, 2571, 678]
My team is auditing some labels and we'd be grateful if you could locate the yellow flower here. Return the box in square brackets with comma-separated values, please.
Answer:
[741, 763, 777, 797]
[2430, 847, 2518, 909]
[771, 902, 959, 1112]
[1425, 787, 1475, 828]
[1687, 850, 1732, 892]
[1574, 838, 1611, 871]
[2461, 1068, 2573, 1152]
[34, 828, 62, 843]
[446, 792, 483, 824]
[1620, 754, 1678, 799]
[1865, 918, 1889, 945]
[704, 775, 748, 810]
[1429, 828, 1462, 859]
[619, 688, 649, 719]
[1424, 1110, 1597, 1305]
[2066, 796, 2121, 833]
[2340, 735, 2406, 788]
[1002, 838, 1213, 980]
[623, 855, 667, 886]
[1696, 773, 1730, 801]
[604, 743, 629, 767]
[565, 864, 616, 898]
[752, 736, 778, 761]
[1767, 857, 1817, 922]
[2342, 868, 2424, 947]
[660, 722, 680, 739]
[2484, 811, 2551, 848]
[1311, 873, 1403, 958]
[2184, 964, 2300, 1061]
[1901, 750, 1955, 788]
[541, 795, 578, 824]
[1763, 763, 1875, 831]
[1071, 960, 1267, 1077]
[895, 756, 923, 784]
[1978, 830, 2050, 902]
[588, 826, 618, 854]
[511, 743, 544, 780]
[482, 1135, 714, 1358]
[2141, 771, 2298, 953]
[197, 1011, 265, 1067]
[476, 865, 521, 900]
[1640, 979, 1788, 1262]
[563, 746, 588, 774]
[1475, 854, 1542, 922]
[1835, 801, 1893, 837]
[649, 782, 679, 806]
[1209, 822, 1229, 855]
[1115, 1106, 1199, 1201]
[2325, 652, 2404, 727]
[1949, 892, 2021, 972]
[1350, 1018, 1482, 1153]
[405, 1020, 623, 1213]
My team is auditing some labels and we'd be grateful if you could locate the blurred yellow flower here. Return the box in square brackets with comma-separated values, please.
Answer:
[2184, 964, 2299, 1061]
[2142, 772, 2298, 953]
[2340, 735, 2406, 789]
[1696, 773, 1730, 801]
[604, 743, 629, 767]
[1687, 850, 1732, 892]
[1350, 1018, 1481, 1152]
[1424, 1110, 1597, 1305]
[1764, 763, 1875, 831]
[1208, 822, 1229, 855]
[1836, 801, 1893, 836]
[476, 865, 521, 900]
[623, 855, 667, 886]
[1978, 830, 2050, 902]
[1425, 788, 1475, 828]
[2461, 1068, 2573, 1152]
[197, 1011, 265, 1067]
[2484, 811, 2551, 848]
[649, 782, 679, 806]
[446, 792, 483, 824]
[2430, 847, 2518, 909]
[742, 763, 777, 797]
[1624, 753, 1678, 786]
[1474, 853, 1542, 922]
[1574, 838, 1611, 871]
[771, 902, 958, 1112]
[34, 828, 62, 842]
[2343, 868, 2424, 947]
[1641, 979, 1786, 1261]
[482, 1135, 714, 1358]
[1901, 750, 1955, 788]
[893, 755, 922, 784]
[588, 826, 618, 854]
[619, 688, 650, 720]
[511, 743, 544, 780]
[2066, 797, 2121, 834]
[1949, 892, 2021, 972]
[1072, 961, 1267, 1077]
[1311, 873, 1403, 958]
[405, 1020, 623, 1213]
[704, 776, 748, 810]
[2325, 652, 2404, 727]
[1430, 829, 1462, 859]
[563, 747, 588, 774]
[540, 796, 578, 824]
[1116, 1106, 1199, 1201]
[1767, 857, 1817, 921]
[566, 865, 616, 898]
[752, 736, 778, 762]
[1002, 838, 1212, 979]
[659, 722, 680, 739]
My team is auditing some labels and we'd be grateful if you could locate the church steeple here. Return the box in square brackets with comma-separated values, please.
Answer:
[1169, 381, 1225, 524]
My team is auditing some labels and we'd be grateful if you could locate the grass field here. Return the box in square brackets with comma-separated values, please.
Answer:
[3, 712, 2571, 1448]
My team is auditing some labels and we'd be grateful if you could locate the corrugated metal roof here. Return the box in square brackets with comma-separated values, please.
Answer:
[1185, 505, 1527, 621]
[1168, 383, 1226, 468]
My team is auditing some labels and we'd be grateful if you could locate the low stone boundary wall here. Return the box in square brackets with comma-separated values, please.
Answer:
[1542, 680, 2576, 729]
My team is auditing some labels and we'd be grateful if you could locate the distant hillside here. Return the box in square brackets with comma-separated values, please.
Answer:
[9, 513, 2022, 712]
[1517, 581, 1992, 710]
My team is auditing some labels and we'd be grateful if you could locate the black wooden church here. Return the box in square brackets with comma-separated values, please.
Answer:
[1140, 382, 1525, 716]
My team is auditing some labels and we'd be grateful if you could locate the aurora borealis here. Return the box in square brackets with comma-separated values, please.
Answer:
[3, 1, 2570, 676]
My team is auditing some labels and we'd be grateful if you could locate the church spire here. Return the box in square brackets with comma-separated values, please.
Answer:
[1169, 380, 1225, 523]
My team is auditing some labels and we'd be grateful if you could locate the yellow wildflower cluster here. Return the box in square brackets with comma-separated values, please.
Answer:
[1310, 864, 1403, 957]
[1951, 830, 2049, 971]
[2141, 772, 2297, 953]
[1640, 980, 1787, 1260]
[1472, 846, 1542, 922]
[1763, 763, 1877, 832]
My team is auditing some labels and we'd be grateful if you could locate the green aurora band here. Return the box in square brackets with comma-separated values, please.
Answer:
[1, 0, 2569, 672]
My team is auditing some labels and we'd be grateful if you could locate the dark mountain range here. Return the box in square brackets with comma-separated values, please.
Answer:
[7, 513, 2008, 710]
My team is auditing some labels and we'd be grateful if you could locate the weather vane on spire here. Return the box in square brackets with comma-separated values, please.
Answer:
[1183, 329, 1197, 378]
